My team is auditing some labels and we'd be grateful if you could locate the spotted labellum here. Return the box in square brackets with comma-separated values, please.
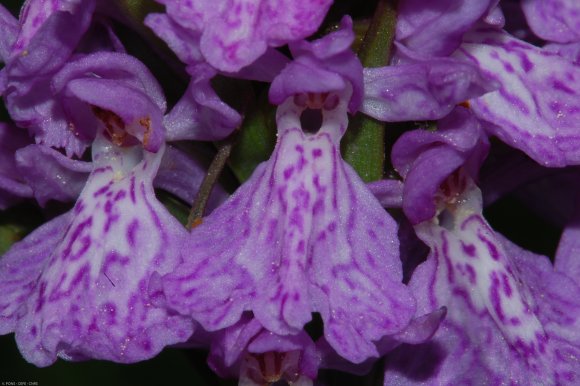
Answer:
[159, 82, 416, 365]
[0, 100, 194, 366]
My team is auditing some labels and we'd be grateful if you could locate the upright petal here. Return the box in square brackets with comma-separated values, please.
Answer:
[396, 0, 496, 56]
[156, 0, 332, 72]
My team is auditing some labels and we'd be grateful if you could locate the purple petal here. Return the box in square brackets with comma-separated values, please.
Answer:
[0, 4, 18, 62]
[163, 87, 415, 364]
[0, 213, 72, 335]
[269, 16, 364, 114]
[362, 46, 495, 122]
[144, 13, 204, 66]
[544, 42, 580, 64]
[1, 136, 194, 366]
[15, 144, 91, 206]
[366, 179, 404, 208]
[209, 314, 320, 384]
[384, 183, 580, 384]
[396, 0, 495, 56]
[391, 107, 488, 224]
[555, 207, 580, 282]
[6, 0, 94, 73]
[163, 64, 241, 141]
[457, 28, 580, 167]
[159, 0, 332, 72]
[522, 0, 580, 44]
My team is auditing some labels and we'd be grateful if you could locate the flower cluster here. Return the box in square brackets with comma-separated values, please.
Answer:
[0, 0, 579, 385]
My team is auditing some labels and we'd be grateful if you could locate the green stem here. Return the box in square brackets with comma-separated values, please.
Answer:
[342, 0, 398, 182]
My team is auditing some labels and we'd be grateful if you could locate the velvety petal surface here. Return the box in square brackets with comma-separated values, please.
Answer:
[522, 0, 580, 44]
[0, 213, 72, 335]
[384, 184, 580, 385]
[555, 206, 580, 282]
[362, 47, 495, 122]
[456, 29, 580, 167]
[396, 0, 495, 56]
[544, 42, 580, 64]
[15, 144, 91, 206]
[0, 135, 193, 366]
[209, 314, 320, 385]
[157, 0, 332, 72]
[269, 16, 364, 114]
[391, 107, 488, 224]
[0, 5, 18, 62]
[162, 89, 415, 364]
[163, 64, 241, 141]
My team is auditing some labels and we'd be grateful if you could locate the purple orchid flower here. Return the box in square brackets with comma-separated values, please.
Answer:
[0, 57, 197, 366]
[146, 0, 331, 73]
[207, 314, 320, 386]
[382, 107, 580, 384]
[393, 0, 580, 168]
[0, 0, 98, 156]
[158, 17, 422, 373]
[455, 27, 580, 167]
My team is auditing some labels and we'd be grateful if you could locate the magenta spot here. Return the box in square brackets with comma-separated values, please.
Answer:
[465, 264, 477, 284]
[490, 271, 506, 322]
[71, 264, 90, 289]
[312, 148, 323, 158]
[553, 79, 575, 94]
[328, 222, 336, 232]
[114, 190, 127, 201]
[35, 284, 46, 313]
[478, 232, 500, 260]
[461, 242, 476, 257]
[126, 220, 139, 247]
[510, 317, 521, 326]
[519, 53, 534, 72]
[30, 326, 37, 337]
[74, 200, 85, 214]
[93, 181, 113, 197]
[313, 199, 324, 215]
[296, 240, 305, 253]
[295, 145, 304, 153]
[62, 217, 93, 261]
[283, 166, 294, 180]
[503, 62, 515, 73]
[142, 340, 152, 352]
[130, 176, 136, 203]
[104, 200, 114, 214]
[502, 273, 513, 297]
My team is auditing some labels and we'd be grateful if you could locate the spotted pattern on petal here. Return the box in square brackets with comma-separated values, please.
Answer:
[163, 91, 415, 364]
[3, 136, 193, 366]
[160, 0, 331, 72]
[457, 29, 580, 167]
[385, 184, 578, 384]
